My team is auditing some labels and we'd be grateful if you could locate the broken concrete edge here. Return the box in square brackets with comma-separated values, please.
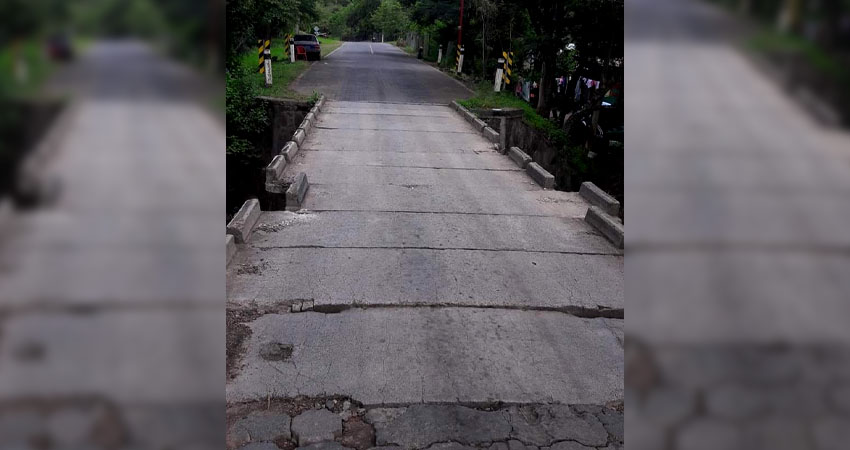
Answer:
[281, 140, 299, 163]
[285, 172, 309, 211]
[291, 301, 623, 319]
[227, 234, 237, 267]
[526, 162, 555, 189]
[585, 206, 624, 249]
[508, 146, 532, 169]
[227, 198, 262, 244]
[579, 182, 620, 217]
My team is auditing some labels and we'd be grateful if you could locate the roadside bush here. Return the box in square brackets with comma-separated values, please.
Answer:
[225, 64, 267, 163]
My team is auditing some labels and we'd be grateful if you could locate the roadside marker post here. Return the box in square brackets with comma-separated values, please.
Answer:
[289, 35, 296, 63]
[501, 51, 513, 87]
[456, 45, 464, 74]
[257, 40, 266, 73]
[437, 45, 443, 64]
[494, 57, 505, 92]
[283, 34, 293, 61]
[263, 40, 272, 86]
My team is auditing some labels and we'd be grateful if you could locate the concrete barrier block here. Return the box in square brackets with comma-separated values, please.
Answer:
[508, 146, 532, 168]
[310, 105, 319, 118]
[482, 126, 500, 144]
[472, 118, 488, 132]
[265, 155, 287, 184]
[305, 112, 316, 123]
[298, 117, 311, 134]
[226, 198, 261, 244]
[580, 181, 620, 216]
[226, 234, 236, 266]
[286, 172, 309, 211]
[293, 128, 306, 147]
[450, 100, 463, 112]
[315, 96, 325, 113]
[463, 109, 477, 124]
[585, 206, 624, 249]
[526, 162, 555, 189]
[265, 155, 288, 193]
[281, 141, 299, 163]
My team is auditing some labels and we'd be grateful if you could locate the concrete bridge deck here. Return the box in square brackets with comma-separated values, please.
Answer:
[226, 100, 624, 406]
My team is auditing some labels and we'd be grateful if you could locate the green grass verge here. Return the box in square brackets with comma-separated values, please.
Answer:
[238, 37, 343, 99]
[0, 40, 55, 98]
[747, 30, 848, 81]
[458, 83, 566, 140]
[458, 83, 589, 176]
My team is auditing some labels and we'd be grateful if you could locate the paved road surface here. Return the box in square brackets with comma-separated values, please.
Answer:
[0, 41, 224, 448]
[627, 1, 850, 449]
[226, 99, 624, 446]
[292, 41, 472, 103]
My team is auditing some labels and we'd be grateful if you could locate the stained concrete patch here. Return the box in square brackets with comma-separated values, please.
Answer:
[259, 342, 293, 361]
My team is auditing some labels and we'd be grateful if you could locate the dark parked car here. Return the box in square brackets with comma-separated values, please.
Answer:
[293, 34, 321, 61]
[46, 33, 74, 61]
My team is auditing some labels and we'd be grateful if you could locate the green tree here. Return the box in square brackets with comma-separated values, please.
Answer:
[370, 0, 409, 40]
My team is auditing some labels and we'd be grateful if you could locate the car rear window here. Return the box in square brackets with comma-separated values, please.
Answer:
[294, 35, 318, 42]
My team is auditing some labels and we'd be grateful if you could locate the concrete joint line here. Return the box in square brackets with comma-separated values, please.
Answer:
[254, 244, 622, 257]
[227, 198, 262, 244]
[303, 302, 624, 320]
[585, 206, 624, 249]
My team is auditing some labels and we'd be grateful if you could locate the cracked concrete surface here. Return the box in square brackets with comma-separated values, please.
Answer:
[228, 61, 622, 447]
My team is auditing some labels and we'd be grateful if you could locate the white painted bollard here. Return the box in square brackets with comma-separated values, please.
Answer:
[494, 57, 505, 92]
[456, 46, 464, 74]
[437, 45, 443, 64]
[290, 43, 295, 63]
[264, 46, 272, 86]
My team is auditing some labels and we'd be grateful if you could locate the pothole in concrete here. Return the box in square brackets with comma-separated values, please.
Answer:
[235, 261, 269, 275]
[260, 342, 294, 361]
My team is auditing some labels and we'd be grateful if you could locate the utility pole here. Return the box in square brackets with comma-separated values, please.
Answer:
[458, 0, 464, 47]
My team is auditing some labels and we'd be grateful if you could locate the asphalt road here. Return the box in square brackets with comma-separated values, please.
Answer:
[292, 41, 472, 103]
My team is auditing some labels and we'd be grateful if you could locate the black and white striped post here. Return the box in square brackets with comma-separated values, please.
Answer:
[262, 39, 272, 86]
[456, 45, 464, 74]
[283, 34, 293, 62]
